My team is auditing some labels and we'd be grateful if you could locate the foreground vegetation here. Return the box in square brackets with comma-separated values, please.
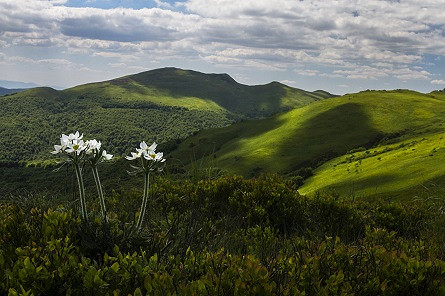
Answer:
[2, 175, 445, 295]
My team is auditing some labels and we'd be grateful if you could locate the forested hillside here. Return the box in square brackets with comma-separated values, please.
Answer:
[0, 67, 331, 162]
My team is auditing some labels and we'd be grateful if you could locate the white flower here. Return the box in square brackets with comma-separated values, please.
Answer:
[86, 139, 101, 155]
[144, 151, 165, 162]
[127, 141, 165, 164]
[102, 150, 113, 161]
[51, 144, 63, 154]
[125, 151, 141, 160]
[65, 139, 86, 155]
[60, 134, 70, 147]
[69, 131, 83, 140]
[136, 141, 157, 157]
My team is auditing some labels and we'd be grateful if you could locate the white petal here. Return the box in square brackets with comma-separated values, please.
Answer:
[140, 141, 147, 150]
[102, 150, 113, 160]
[148, 142, 157, 151]
[51, 145, 62, 154]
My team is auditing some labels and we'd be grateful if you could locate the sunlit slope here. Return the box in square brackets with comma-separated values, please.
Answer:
[299, 131, 445, 199]
[170, 90, 445, 185]
[0, 68, 330, 162]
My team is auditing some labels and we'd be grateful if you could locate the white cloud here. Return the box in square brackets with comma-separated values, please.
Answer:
[280, 80, 296, 85]
[295, 69, 320, 77]
[1, 0, 445, 89]
[431, 80, 445, 85]
[333, 65, 430, 80]
[154, 0, 174, 9]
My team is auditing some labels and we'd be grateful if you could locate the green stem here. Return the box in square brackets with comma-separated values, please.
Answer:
[74, 162, 88, 221]
[92, 166, 108, 223]
[135, 172, 150, 234]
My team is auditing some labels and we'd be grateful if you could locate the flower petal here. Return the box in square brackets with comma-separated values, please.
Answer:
[148, 142, 157, 151]
[140, 141, 147, 150]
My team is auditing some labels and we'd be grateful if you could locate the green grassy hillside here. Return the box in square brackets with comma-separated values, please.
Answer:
[170, 89, 445, 198]
[0, 67, 330, 162]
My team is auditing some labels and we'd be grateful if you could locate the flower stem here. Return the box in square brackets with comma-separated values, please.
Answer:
[135, 172, 150, 234]
[74, 162, 88, 221]
[92, 166, 108, 223]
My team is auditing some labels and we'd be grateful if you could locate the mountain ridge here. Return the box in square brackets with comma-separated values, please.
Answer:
[0, 67, 332, 162]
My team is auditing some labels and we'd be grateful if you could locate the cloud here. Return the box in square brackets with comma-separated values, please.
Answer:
[431, 79, 445, 85]
[333, 65, 430, 80]
[279, 80, 296, 85]
[1, 0, 445, 87]
[295, 69, 320, 77]
[154, 0, 174, 9]
[58, 8, 180, 42]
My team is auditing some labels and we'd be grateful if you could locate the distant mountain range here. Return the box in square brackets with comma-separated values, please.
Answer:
[0, 80, 40, 89]
[0, 87, 27, 96]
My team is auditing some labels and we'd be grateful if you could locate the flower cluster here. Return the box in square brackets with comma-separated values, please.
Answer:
[125, 141, 165, 162]
[51, 131, 112, 161]
[125, 141, 166, 234]
[51, 131, 114, 222]
[51, 133, 166, 229]
[51, 131, 85, 155]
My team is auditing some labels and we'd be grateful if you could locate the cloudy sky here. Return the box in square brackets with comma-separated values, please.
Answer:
[1, 0, 445, 94]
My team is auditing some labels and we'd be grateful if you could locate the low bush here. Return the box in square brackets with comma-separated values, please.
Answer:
[1, 174, 444, 295]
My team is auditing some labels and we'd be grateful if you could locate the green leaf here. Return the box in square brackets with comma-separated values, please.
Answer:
[134, 288, 143, 296]
[111, 262, 120, 273]
[23, 257, 32, 270]
[197, 280, 206, 292]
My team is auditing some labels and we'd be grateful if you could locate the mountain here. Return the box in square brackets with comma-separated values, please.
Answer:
[169, 89, 445, 199]
[0, 87, 26, 96]
[62, 67, 330, 117]
[0, 80, 40, 89]
[0, 67, 332, 162]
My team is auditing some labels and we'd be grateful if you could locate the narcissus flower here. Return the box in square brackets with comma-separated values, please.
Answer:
[144, 151, 165, 162]
[65, 139, 86, 155]
[127, 141, 164, 162]
[85, 139, 102, 155]
[136, 141, 157, 157]
[51, 144, 64, 155]
[102, 150, 113, 160]
[126, 140, 166, 234]
[50, 131, 88, 220]
[51, 131, 85, 155]
[125, 151, 141, 160]
[126, 141, 166, 173]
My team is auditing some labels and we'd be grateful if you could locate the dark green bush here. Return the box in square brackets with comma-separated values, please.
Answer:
[1, 175, 444, 295]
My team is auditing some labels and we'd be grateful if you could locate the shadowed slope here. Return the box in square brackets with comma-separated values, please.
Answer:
[170, 90, 445, 197]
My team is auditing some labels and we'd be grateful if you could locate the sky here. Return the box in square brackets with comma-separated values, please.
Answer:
[1, 0, 445, 94]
